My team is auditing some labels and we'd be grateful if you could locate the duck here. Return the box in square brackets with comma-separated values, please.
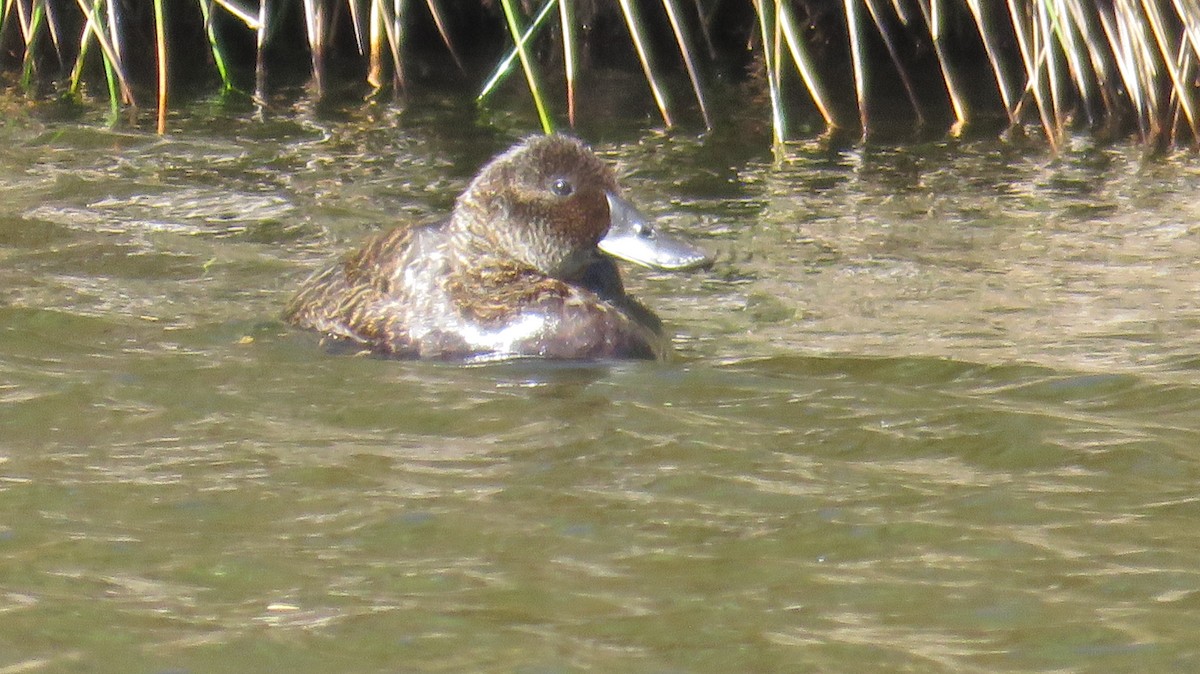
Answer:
[283, 134, 709, 361]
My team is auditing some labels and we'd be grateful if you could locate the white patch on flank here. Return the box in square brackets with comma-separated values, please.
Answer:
[392, 225, 555, 358]
[458, 311, 548, 355]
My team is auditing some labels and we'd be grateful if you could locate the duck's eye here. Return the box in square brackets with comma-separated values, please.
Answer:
[634, 222, 656, 239]
[550, 178, 574, 197]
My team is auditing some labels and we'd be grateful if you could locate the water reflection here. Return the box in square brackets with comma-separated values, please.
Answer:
[620, 133, 1200, 377]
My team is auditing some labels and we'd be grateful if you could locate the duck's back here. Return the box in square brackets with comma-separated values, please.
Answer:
[285, 224, 666, 361]
[284, 222, 448, 357]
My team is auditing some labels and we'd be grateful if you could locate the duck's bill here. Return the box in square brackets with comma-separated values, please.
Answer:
[600, 193, 712, 271]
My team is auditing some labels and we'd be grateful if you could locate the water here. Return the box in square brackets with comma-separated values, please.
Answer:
[2, 88, 1200, 673]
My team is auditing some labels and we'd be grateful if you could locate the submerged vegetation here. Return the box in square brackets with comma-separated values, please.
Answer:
[2, 0, 1200, 149]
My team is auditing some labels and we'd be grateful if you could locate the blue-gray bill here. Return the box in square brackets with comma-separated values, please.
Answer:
[599, 193, 712, 271]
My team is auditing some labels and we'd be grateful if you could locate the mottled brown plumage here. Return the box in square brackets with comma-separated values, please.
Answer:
[283, 135, 678, 361]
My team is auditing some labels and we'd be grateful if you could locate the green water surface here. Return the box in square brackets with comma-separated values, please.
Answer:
[1, 89, 1199, 673]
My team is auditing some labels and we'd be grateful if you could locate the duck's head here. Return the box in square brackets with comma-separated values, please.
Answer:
[451, 135, 710, 278]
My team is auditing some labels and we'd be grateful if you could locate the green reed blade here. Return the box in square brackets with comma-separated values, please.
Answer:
[43, 0, 65, 64]
[197, 0, 234, 92]
[20, 0, 45, 90]
[1038, 1, 1068, 134]
[1021, 1, 1062, 148]
[864, 0, 925, 125]
[72, 0, 135, 108]
[1165, 35, 1193, 144]
[690, 0, 718, 59]
[255, 0, 268, 99]
[101, 40, 119, 118]
[1006, 0, 1035, 75]
[368, 0, 383, 87]
[365, 0, 406, 91]
[395, 0, 407, 90]
[753, 0, 784, 144]
[661, 0, 711, 129]
[67, 0, 109, 101]
[1006, 0, 1057, 143]
[214, 0, 259, 28]
[1141, 0, 1199, 139]
[1052, 1, 1086, 115]
[889, 0, 916, 25]
[844, 0, 870, 132]
[559, 0, 577, 126]
[1173, 0, 1200, 137]
[497, 0, 553, 133]
[617, 0, 674, 127]
[479, 0, 557, 102]
[106, 0, 124, 73]
[1097, 3, 1143, 129]
[1113, 0, 1160, 138]
[1174, 0, 1200, 51]
[773, 3, 787, 150]
[67, 0, 96, 96]
[424, 0, 464, 72]
[303, 0, 317, 69]
[1047, 0, 1099, 125]
[916, 0, 968, 134]
[777, 0, 838, 128]
[1128, 0, 1166, 141]
[1061, 0, 1120, 113]
[374, 0, 406, 91]
[964, 0, 1017, 122]
[302, 0, 325, 93]
[154, 0, 167, 133]
[346, 0, 367, 55]
[13, 0, 31, 43]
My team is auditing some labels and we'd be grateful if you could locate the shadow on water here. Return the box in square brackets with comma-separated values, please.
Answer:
[2, 87, 1200, 672]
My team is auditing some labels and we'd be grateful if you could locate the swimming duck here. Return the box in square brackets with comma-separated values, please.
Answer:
[284, 134, 709, 361]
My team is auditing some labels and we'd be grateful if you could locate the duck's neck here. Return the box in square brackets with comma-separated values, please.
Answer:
[443, 213, 528, 283]
[445, 209, 602, 287]
[443, 227, 564, 325]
